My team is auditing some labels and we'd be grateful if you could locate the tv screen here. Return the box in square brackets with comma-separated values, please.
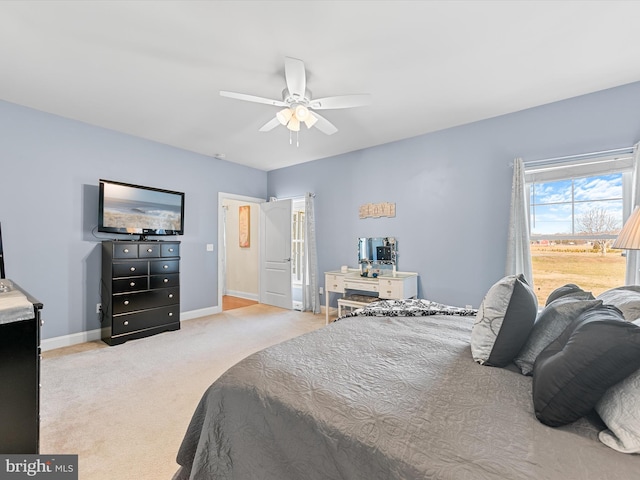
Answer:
[98, 179, 185, 238]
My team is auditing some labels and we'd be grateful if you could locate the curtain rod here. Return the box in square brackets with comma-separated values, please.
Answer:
[523, 146, 634, 167]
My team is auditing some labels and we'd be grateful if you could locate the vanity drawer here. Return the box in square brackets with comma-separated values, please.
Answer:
[150, 259, 179, 275]
[150, 273, 179, 289]
[112, 261, 148, 278]
[378, 278, 403, 299]
[325, 274, 345, 293]
[138, 243, 161, 258]
[112, 304, 179, 335]
[343, 279, 379, 293]
[112, 276, 148, 293]
[112, 287, 180, 314]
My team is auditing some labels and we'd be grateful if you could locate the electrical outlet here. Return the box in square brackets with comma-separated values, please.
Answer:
[319, 286, 324, 295]
[96, 303, 102, 314]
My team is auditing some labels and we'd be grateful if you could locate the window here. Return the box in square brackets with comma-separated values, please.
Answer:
[525, 153, 634, 304]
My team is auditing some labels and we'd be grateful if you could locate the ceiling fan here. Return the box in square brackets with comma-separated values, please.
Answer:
[220, 57, 371, 143]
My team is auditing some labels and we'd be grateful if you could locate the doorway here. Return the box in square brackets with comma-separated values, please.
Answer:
[218, 193, 264, 312]
[218, 193, 307, 312]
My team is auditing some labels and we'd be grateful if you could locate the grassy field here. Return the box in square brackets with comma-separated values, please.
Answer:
[530, 244, 626, 305]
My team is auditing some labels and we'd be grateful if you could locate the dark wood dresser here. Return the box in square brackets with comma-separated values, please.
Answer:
[101, 240, 180, 346]
[0, 281, 43, 453]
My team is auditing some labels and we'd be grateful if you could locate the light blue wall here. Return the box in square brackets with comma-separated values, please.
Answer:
[0, 100, 267, 340]
[268, 81, 640, 308]
[3, 81, 640, 340]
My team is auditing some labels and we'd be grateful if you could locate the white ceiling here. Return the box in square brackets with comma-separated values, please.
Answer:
[2, 1, 640, 171]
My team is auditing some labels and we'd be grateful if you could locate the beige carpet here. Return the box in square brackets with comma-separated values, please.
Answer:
[40, 304, 326, 480]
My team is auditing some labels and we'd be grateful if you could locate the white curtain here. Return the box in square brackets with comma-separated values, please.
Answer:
[625, 143, 640, 285]
[303, 192, 320, 313]
[506, 157, 533, 285]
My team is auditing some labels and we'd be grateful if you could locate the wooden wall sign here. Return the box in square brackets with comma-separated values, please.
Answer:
[359, 202, 396, 219]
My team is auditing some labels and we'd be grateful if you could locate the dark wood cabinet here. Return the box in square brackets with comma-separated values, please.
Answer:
[0, 283, 42, 453]
[101, 241, 180, 345]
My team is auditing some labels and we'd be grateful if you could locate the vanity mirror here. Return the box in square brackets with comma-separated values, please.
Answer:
[358, 237, 397, 266]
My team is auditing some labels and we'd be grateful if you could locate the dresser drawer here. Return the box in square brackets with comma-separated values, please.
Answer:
[161, 243, 180, 257]
[112, 276, 148, 293]
[378, 279, 403, 299]
[150, 259, 179, 275]
[325, 274, 345, 293]
[112, 304, 179, 335]
[112, 287, 180, 314]
[138, 243, 161, 258]
[150, 273, 179, 289]
[112, 260, 148, 278]
[112, 244, 138, 259]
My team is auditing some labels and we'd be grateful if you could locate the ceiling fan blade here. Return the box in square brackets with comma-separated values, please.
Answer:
[309, 94, 372, 110]
[258, 116, 281, 132]
[284, 57, 306, 100]
[310, 112, 338, 135]
[220, 90, 287, 107]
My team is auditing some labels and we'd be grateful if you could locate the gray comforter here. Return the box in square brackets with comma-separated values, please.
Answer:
[174, 314, 640, 479]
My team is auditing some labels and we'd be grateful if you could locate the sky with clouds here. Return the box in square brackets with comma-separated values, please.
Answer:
[529, 173, 623, 236]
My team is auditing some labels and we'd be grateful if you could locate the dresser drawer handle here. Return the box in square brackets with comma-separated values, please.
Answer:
[130, 267, 136, 272]
[163, 264, 169, 269]
[168, 248, 174, 252]
[168, 312, 173, 317]
[387, 290, 392, 295]
[124, 320, 129, 326]
[123, 300, 129, 306]
[147, 248, 153, 253]
[130, 282, 136, 287]
[123, 248, 129, 254]
[163, 278, 169, 283]
[168, 294, 174, 299]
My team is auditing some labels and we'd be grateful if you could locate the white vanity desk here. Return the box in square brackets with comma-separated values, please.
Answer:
[324, 269, 418, 324]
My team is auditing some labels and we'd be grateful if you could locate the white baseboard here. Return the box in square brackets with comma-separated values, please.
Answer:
[41, 328, 103, 352]
[225, 290, 259, 301]
[180, 306, 221, 321]
[41, 307, 222, 352]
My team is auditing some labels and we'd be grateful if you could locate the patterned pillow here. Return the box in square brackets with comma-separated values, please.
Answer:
[513, 296, 602, 375]
[596, 319, 640, 453]
[545, 283, 594, 306]
[533, 306, 640, 427]
[471, 274, 538, 367]
[597, 286, 640, 321]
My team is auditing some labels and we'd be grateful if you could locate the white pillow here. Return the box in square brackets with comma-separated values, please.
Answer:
[596, 318, 640, 453]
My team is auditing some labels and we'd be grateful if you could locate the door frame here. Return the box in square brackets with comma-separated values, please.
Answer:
[218, 192, 265, 311]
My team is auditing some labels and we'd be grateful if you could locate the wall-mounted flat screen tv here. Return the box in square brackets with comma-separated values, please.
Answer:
[98, 179, 185, 239]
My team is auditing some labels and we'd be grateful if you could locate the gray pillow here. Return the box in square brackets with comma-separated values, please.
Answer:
[471, 274, 538, 367]
[533, 305, 640, 427]
[545, 283, 594, 306]
[597, 286, 640, 321]
[513, 296, 602, 375]
[596, 318, 640, 454]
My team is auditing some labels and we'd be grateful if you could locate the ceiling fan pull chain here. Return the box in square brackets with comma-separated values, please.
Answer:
[296, 131, 299, 147]
[289, 129, 292, 145]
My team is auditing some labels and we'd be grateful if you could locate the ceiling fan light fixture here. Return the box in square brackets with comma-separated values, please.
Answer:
[276, 108, 292, 125]
[294, 104, 309, 121]
[304, 112, 318, 129]
[287, 116, 300, 132]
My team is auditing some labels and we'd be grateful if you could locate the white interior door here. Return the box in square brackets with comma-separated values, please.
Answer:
[260, 200, 292, 309]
